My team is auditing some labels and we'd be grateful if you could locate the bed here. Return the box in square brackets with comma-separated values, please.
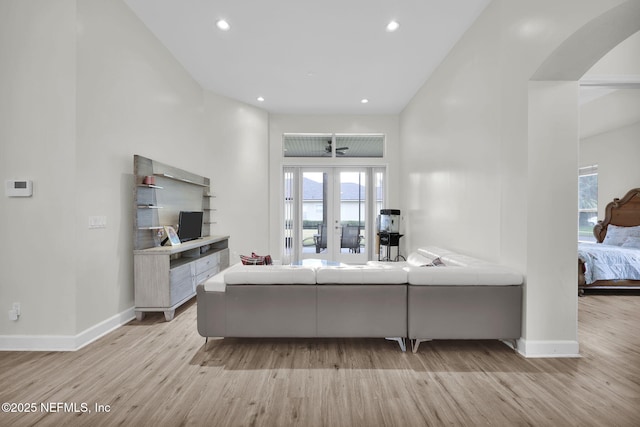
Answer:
[578, 188, 640, 294]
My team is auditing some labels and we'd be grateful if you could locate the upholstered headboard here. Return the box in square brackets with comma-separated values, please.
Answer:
[593, 188, 640, 243]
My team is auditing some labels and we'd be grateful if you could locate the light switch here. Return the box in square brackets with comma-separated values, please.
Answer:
[89, 216, 107, 229]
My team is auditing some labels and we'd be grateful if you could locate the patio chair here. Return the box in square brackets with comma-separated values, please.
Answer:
[341, 225, 362, 253]
[314, 224, 327, 253]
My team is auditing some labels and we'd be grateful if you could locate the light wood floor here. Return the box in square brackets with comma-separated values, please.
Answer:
[1, 293, 639, 427]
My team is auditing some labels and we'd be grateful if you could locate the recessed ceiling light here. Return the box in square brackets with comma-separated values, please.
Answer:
[257, 96, 265, 102]
[386, 20, 400, 32]
[361, 98, 369, 104]
[216, 19, 231, 31]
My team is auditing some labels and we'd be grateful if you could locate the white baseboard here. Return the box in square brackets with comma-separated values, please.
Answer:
[516, 338, 580, 358]
[0, 307, 135, 352]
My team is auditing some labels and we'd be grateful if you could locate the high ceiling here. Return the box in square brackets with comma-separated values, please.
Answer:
[124, 0, 491, 114]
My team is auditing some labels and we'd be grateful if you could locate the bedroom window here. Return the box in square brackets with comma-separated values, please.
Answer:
[578, 165, 598, 242]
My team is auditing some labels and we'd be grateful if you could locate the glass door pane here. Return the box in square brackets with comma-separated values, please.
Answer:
[374, 169, 385, 261]
[284, 167, 385, 264]
[301, 170, 333, 259]
[283, 168, 295, 265]
[335, 169, 367, 264]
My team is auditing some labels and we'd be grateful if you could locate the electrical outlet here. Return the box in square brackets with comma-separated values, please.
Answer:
[9, 302, 20, 321]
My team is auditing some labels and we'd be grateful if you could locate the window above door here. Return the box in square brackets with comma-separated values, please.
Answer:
[283, 133, 384, 158]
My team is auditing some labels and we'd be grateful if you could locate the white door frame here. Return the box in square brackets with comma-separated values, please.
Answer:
[283, 166, 383, 264]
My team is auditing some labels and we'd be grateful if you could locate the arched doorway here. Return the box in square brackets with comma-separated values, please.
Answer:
[522, 0, 640, 357]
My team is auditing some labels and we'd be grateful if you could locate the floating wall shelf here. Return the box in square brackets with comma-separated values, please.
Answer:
[154, 173, 209, 187]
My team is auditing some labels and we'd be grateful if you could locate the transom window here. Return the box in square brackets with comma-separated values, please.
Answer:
[283, 133, 384, 158]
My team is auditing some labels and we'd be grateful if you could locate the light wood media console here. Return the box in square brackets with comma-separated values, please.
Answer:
[133, 155, 229, 321]
[134, 236, 229, 321]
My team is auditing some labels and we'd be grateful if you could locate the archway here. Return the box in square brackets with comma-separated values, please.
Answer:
[522, 0, 640, 357]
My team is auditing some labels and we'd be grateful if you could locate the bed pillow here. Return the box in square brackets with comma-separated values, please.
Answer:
[602, 224, 640, 246]
[621, 236, 640, 249]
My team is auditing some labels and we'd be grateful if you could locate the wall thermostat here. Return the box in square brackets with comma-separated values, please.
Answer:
[5, 180, 33, 197]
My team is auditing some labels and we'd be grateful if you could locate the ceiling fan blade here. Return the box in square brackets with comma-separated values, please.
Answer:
[324, 141, 348, 155]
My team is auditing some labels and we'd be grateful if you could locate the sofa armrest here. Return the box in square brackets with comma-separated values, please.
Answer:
[196, 284, 226, 337]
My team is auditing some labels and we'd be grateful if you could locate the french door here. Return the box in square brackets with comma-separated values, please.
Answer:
[284, 166, 385, 264]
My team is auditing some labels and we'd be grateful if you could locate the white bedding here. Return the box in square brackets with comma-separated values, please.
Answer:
[578, 242, 640, 284]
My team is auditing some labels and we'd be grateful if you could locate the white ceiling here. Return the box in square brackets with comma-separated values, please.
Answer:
[123, 0, 491, 115]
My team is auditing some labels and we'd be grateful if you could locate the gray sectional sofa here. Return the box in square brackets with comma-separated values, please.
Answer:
[196, 247, 523, 353]
[401, 247, 523, 352]
[196, 263, 409, 350]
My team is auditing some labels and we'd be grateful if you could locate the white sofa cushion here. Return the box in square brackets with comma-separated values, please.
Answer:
[406, 252, 431, 266]
[203, 272, 227, 292]
[316, 265, 408, 284]
[408, 246, 523, 286]
[417, 247, 456, 261]
[224, 264, 317, 285]
[203, 262, 244, 292]
[417, 247, 487, 267]
[407, 266, 523, 286]
[365, 251, 435, 268]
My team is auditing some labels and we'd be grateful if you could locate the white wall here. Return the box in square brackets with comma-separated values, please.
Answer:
[526, 81, 580, 353]
[0, 0, 78, 337]
[1, 0, 269, 349]
[268, 115, 400, 258]
[581, 121, 640, 217]
[74, 0, 210, 334]
[400, 0, 633, 356]
[399, 1, 503, 261]
[203, 91, 270, 263]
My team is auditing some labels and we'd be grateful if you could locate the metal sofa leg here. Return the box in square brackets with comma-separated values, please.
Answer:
[385, 337, 406, 352]
[500, 338, 518, 352]
[411, 338, 432, 353]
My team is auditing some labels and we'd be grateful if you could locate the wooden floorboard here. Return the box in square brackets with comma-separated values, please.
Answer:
[1, 295, 639, 426]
